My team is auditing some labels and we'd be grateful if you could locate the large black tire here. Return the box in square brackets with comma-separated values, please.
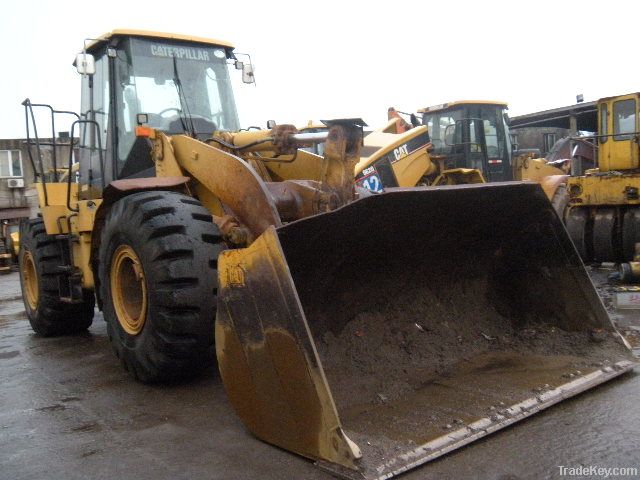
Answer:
[622, 208, 640, 261]
[98, 191, 224, 382]
[18, 218, 95, 336]
[565, 207, 591, 261]
[551, 183, 569, 221]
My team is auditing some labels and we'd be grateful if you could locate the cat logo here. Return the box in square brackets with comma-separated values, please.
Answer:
[393, 144, 409, 162]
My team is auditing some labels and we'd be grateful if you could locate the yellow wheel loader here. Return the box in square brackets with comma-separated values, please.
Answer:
[358, 102, 568, 210]
[19, 30, 636, 479]
[418, 100, 566, 190]
[418, 100, 514, 182]
[354, 110, 485, 193]
[565, 92, 640, 263]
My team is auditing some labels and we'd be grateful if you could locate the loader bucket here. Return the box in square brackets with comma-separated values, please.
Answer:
[215, 182, 636, 480]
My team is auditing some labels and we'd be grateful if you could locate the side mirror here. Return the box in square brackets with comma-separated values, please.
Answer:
[75, 53, 96, 75]
[266, 120, 276, 129]
[136, 113, 149, 126]
[242, 63, 255, 84]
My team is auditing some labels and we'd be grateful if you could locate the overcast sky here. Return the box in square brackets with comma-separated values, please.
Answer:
[1, 0, 638, 138]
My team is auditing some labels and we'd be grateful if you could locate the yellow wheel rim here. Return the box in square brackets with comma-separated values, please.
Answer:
[110, 245, 147, 335]
[23, 250, 39, 311]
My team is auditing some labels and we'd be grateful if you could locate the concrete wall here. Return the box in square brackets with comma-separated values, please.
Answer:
[509, 126, 570, 157]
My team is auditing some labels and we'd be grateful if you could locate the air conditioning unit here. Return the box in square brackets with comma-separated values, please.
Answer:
[7, 178, 24, 188]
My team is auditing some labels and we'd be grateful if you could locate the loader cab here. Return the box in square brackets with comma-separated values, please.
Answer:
[597, 92, 639, 172]
[76, 30, 244, 193]
[419, 101, 513, 182]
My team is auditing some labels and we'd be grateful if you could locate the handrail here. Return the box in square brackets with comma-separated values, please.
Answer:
[67, 119, 104, 212]
[22, 98, 83, 208]
[22, 99, 48, 206]
[22, 100, 81, 181]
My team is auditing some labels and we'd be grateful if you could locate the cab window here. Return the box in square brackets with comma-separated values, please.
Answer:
[599, 103, 608, 143]
[423, 111, 461, 153]
[613, 99, 636, 141]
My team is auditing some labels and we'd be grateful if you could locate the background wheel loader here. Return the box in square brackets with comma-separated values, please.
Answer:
[564, 93, 640, 263]
[418, 99, 569, 193]
[354, 110, 486, 192]
[19, 29, 636, 480]
[364, 97, 640, 265]
[356, 102, 569, 212]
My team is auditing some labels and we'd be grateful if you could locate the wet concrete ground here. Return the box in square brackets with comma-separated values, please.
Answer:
[590, 265, 640, 355]
[1, 269, 639, 480]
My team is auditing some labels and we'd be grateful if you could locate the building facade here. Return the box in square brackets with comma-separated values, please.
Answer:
[509, 126, 572, 158]
[509, 101, 598, 158]
[0, 137, 76, 224]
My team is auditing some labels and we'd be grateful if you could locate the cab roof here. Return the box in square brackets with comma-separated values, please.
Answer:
[84, 29, 235, 53]
[597, 92, 640, 103]
[417, 100, 508, 114]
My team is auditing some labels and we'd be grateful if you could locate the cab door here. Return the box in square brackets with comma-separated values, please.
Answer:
[600, 93, 639, 171]
[468, 105, 512, 182]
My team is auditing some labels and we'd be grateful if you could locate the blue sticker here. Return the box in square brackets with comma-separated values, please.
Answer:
[359, 173, 383, 192]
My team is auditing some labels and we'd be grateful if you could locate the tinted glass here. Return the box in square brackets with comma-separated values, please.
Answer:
[422, 109, 461, 154]
[114, 37, 240, 168]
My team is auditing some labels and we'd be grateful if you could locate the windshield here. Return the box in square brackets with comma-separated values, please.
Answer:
[422, 104, 511, 181]
[115, 37, 240, 161]
[613, 98, 636, 141]
[422, 107, 504, 158]
[422, 109, 461, 154]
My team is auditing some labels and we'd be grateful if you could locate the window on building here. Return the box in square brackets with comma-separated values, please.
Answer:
[0, 150, 23, 177]
[543, 133, 557, 154]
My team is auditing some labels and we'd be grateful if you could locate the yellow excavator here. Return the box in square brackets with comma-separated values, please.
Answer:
[19, 30, 635, 479]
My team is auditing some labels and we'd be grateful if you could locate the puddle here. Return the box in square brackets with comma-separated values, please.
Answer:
[0, 350, 20, 359]
[36, 404, 66, 412]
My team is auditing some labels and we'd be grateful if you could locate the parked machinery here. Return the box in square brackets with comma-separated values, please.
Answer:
[619, 244, 640, 283]
[381, 98, 640, 264]
[565, 93, 640, 262]
[418, 100, 514, 181]
[0, 221, 19, 273]
[19, 30, 635, 480]
[365, 102, 568, 202]
[354, 112, 484, 193]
